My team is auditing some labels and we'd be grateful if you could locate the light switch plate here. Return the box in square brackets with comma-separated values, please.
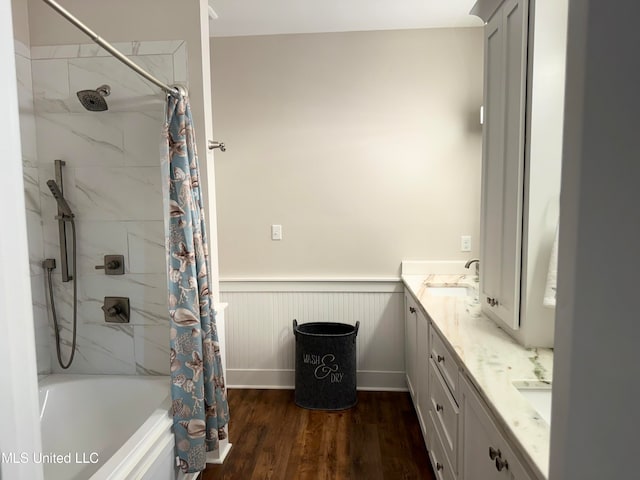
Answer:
[271, 224, 282, 241]
[461, 235, 472, 252]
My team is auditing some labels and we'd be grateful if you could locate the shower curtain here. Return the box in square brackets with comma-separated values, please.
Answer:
[161, 92, 229, 473]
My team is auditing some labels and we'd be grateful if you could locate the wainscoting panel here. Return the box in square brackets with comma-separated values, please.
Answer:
[220, 280, 407, 391]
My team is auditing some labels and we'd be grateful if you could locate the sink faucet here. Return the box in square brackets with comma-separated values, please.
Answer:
[465, 259, 480, 276]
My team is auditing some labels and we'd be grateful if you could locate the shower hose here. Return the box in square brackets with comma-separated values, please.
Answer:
[44, 218, 78, 369]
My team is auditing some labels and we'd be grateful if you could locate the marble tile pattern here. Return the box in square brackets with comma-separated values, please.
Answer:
[402, 273, 553, 480]
[16, 40, 51, 375]
[26, 41, 188, 375]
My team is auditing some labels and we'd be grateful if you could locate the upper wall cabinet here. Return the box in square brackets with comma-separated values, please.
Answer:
[473, 0, 567, 347]
[479, 0, 528, 330]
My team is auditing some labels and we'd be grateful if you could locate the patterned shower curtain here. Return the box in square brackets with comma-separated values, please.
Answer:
[161, 92, 229, 473]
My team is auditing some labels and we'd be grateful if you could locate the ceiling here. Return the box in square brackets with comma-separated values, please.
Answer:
[208, 0, 483, 37]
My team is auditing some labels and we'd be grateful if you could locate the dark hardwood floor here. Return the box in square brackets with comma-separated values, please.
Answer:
[201, 389, 435, 480]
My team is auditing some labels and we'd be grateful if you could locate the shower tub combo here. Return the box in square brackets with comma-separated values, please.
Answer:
[38, 375, 201, 480]
[31, 3, 229, 479]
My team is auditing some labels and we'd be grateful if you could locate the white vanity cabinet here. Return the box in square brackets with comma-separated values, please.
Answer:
[478, 0, 528, 330]
[405, 291, 418, 400]
[403, 286, 543, 480]
[416, 309, 430, 443]
[460, 376, 533, 480]
[428, 327, 461, 479]
[404, 289, 430, 444]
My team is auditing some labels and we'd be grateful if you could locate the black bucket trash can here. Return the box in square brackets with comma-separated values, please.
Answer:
[293, 319, 360, 410]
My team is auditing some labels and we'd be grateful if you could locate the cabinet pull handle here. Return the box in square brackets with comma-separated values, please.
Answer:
[409, 306, 416, 314]
[436, 403, 444, 412]
[495, 457, 509, 472]
[436, 462, 443, 472]
[486, 297, 499, 307]
[437, 355, 445, 363]
[489, 446, 501, 460]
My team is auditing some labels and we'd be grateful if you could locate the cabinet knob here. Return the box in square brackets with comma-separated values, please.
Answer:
[409, 306, 416, 314]
[436, 403, 444, 412]
[489, 446, 501, 460]
[437, 355, 445, 363]
[436, 462, 444, 472]
[495, 457, 509, 472]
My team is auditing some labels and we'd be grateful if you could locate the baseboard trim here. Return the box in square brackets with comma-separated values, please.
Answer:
[227, 369, 407, 391]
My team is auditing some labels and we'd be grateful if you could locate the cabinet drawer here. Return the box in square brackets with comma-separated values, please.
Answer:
[430, 327, 459, 401]
[460, 375, 534, 480]
[427, 410, 456, 480]
[429, 358, 459, 472]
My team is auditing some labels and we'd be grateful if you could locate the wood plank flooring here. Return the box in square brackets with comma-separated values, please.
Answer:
[201, 389, 435, 480]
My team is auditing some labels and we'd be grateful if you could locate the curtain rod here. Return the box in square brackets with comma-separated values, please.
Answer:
[41, 0, 183, 99]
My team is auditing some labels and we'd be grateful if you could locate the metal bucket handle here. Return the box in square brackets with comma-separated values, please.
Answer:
[293, 319, 359, 341]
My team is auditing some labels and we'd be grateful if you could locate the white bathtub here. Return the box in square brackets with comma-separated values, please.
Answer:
[38, 375, 181, 480]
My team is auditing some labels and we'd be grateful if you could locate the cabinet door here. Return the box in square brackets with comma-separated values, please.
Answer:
[460, 377, 533, 480]
[479, 0, 528, 330]
[404, 292, 417, 401]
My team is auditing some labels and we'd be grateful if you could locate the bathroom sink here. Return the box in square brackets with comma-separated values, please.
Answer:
[513, 381, 552, 425]
[426, 285, 471, 297]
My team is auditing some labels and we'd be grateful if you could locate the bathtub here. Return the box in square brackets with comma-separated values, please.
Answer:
[38, 374, 182, 480]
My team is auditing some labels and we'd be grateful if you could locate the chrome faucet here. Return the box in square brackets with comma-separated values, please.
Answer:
[465, 259, 480, 276]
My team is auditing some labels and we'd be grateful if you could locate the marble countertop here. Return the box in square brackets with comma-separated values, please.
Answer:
[402, 273, 553, 480]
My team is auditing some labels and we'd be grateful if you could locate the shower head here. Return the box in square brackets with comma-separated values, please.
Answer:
[46, 179, 75, 218]
[76, 84, 110, 111]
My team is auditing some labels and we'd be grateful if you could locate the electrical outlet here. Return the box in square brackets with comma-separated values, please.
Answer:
[461, 235, 472, 252]
[271, 224, 282, 241]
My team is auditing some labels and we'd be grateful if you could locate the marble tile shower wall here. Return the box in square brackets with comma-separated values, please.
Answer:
[16, 40, 51, 375]
[25, 41, 187, 375]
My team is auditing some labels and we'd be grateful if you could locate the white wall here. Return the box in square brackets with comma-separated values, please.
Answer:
[211, 28, 483, 278]
[13, 0, 51, 374]
[1, 0, 43, 477]
[550, 0, 640, 478]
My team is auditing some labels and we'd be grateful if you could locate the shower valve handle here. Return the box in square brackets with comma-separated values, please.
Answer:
[95, 255, 125, 275]
[96, 260, 119, 270]
[102, 305, 128, 323]
[102, 297, 130, 323]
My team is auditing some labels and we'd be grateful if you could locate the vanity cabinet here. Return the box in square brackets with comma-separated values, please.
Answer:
[405, 291, 419, 401]
[479, 0, 528, 330]
[404, 289, 430, 444]
[403, 287, 542, 480]
[416, 310, 430, 442]
[428, 327, 461, 478]
[460, 376, 533, 480]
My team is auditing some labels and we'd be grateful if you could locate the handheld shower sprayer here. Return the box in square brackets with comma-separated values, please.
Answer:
[46, 179, 75, 218]
[44, 160, 78, 369]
